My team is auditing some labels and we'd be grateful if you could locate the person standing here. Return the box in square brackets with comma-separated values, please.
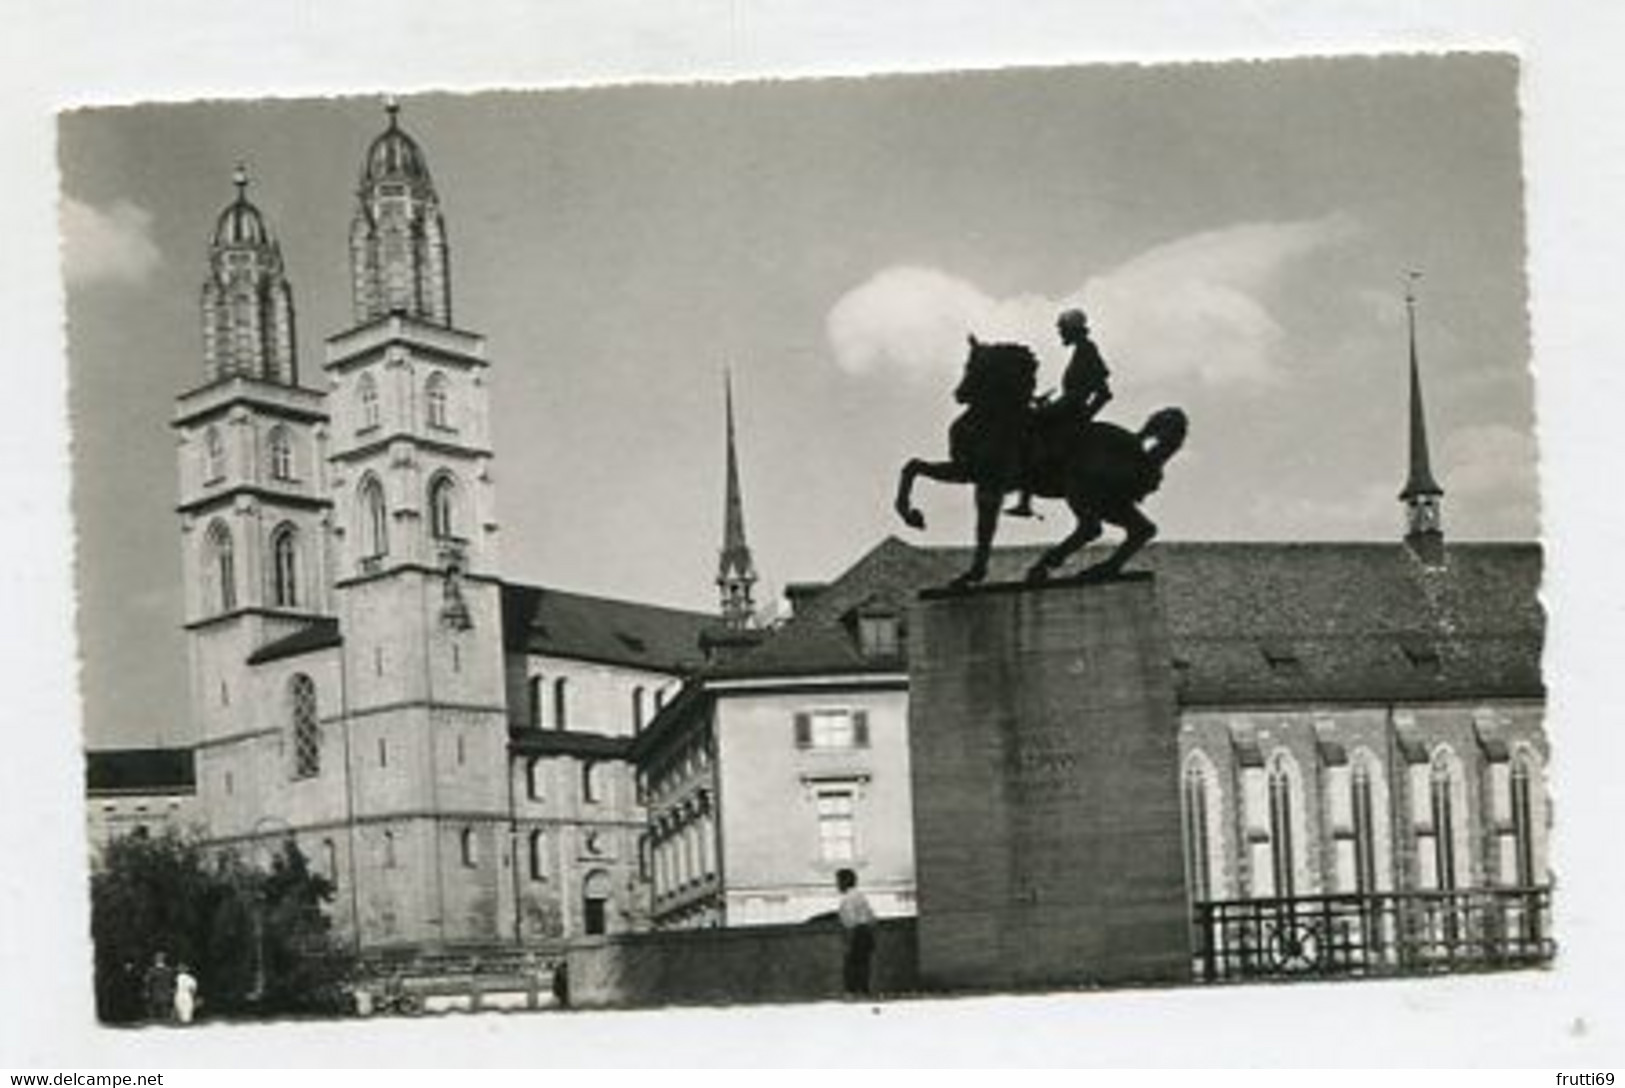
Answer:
[835, 868, 877, 997]
[172, 963, 198, 1025]
[143, 953, 176, 1024]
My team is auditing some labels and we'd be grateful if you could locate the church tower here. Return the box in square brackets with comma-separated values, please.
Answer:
[1399, 273, 1445, 564]
[716, 372, 758, 628]
[176, 167, 334, 838]
[324, 102, 511, 947]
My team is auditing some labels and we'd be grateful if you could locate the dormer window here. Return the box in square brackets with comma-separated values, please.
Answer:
[858, 614, 900, 658]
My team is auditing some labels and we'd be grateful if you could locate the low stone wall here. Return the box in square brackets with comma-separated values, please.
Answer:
[564, 918, 917, 1009]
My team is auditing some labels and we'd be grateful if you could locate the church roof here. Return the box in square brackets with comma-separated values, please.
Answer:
[501, 582, 715, 674]
[706, 536, 1545, 706]
[86, 748, 196, 795]
[246, 617, 343, 665]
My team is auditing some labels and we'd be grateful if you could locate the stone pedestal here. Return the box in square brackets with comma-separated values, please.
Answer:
[907, 575, 1190, 990]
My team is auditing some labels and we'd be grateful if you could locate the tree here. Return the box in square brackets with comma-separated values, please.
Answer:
[91, 831, 355, 1022]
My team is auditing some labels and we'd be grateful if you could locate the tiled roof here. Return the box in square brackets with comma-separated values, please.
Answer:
[246, 617, 342, 665]
[711, 537, 1545, 705]
[501, 582, 716, 674]
[508, 729, 633, 759]
[86, 748, 196, 794]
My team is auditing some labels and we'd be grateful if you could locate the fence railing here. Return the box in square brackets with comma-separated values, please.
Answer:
[1192, 886, 1554, 982]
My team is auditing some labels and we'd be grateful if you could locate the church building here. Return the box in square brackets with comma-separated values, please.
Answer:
[171, 105, 720, 952]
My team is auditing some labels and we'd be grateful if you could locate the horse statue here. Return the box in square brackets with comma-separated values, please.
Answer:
[894, 336, 1188, 587]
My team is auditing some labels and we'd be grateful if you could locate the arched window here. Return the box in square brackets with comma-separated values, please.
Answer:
[204, 425, 225, 482]
[1511, 751, 1542, 887]
[204, 520, 236, 613]
[382, 829, 397, 869]
[528, 829, 547, 881]
[526, 758, 543, 801]
[553, 677, 569, 731]
[425, 371, 449, 429]
[460, 827, 478, 868]
[321, 838, 339, 885]
[290, 673, 320, 779]
[268, 425, 293, 481]
[582, 760, 601, 804]
[1267, 754, 1299, 899]
[358, 372, 380, 430]
[427, 473, 458, 540]
[358, 474, 388, 563]
[582, 870, 612, 936]
[528, 675, 545, 729]
[1181, 754, 1216, 903]
[1351, 754, 1381, 894]
[270, 524, 299, 608]
[1429, 750, 1463, 891]
[632, 687, 646, 732]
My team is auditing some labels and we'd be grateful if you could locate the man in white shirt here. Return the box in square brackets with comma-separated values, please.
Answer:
[836, 868, 876, 996]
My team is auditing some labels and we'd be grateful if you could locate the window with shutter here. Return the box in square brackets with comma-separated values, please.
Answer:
[793, 712, 811, 749]
[852, 710, 870, 748]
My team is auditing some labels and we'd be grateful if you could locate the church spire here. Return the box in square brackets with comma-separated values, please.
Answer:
[200, 162, 298, 384]
[717, 370, 758, 628]
[1399, 272, 1444, 559]
[348, 98, 453, 327]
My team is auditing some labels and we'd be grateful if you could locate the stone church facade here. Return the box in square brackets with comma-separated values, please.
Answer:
[171, 107, 718, 953]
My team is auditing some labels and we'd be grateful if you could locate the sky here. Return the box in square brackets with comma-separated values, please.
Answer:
[59, 55, 1537, 750]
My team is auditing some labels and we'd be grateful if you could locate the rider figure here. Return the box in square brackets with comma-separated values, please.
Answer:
[1007, 307, 1114, 518]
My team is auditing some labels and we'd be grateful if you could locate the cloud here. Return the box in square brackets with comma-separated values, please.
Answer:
[60, 196, 161, 286]
[826, 214, 1357, 386]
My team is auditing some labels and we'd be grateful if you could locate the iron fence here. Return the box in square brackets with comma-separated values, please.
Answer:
[1192, 886, 1553, 982]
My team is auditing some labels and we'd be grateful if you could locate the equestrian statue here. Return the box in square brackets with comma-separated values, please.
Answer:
[893, 310, 1188, 587]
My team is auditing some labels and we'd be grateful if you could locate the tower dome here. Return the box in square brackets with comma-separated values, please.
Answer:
[361, 101, 432, 186]
[211, 165, 272, 247]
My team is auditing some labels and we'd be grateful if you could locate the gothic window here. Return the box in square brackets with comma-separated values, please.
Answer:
[1430, 751, 1461, 891]
[427, 473, 458, 540]
[1267, 755, 1298, 898]
[460, 827, 478, 868]
[1181, 756, 1213, 903]
[204, 520, 236, 613]
[553, 677, 569, 730]
[526, 757, 542, 801]
[425, 371, 450, 429]
[528, 829, 547, 881]
[358, 372, 380, 431]
[358, 475, 389, 562]
[632, 687, 646, 732]
[582, 760, 601, 804]
[290, 673, 320, 779]
[204, 425, 225, 483]
[815, 787, 857, 863]
[270, 524, 299, 608]
[1352, 759, 1379, 894]
[1511, 753, 1540, 886]
[268, 425, 293, 481]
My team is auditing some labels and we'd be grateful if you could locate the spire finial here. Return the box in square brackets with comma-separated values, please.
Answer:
[232, 161, 249, 199]
[384, 95, 400, 128]
[718, 367, 758, 628]
[1399, 269, 1444, 557]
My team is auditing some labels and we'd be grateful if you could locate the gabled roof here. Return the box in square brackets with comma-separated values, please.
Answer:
[501, 582, 716, 674]
[86, 748, 196, 795]
[706, 537, 1545, 706]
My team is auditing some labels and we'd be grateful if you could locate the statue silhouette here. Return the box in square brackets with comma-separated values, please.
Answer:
[895, 335, 1187, 587]
[1007, 307, 1114, 518]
